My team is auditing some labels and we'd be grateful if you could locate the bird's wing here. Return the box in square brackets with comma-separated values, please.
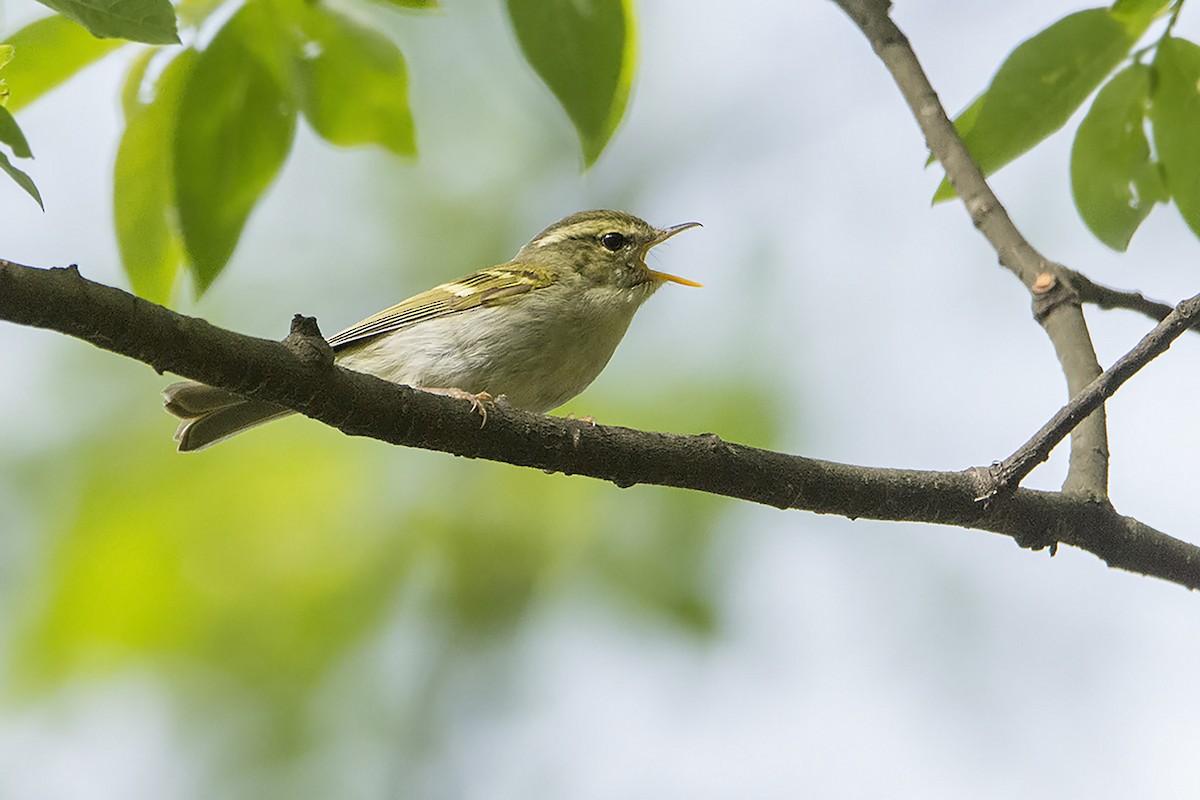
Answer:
[327, 264, 557, 350]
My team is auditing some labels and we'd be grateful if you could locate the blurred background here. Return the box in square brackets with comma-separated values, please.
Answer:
[2, 1, 1200, 797]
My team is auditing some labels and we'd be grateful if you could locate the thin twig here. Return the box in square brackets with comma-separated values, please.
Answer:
[985, 291, 1200, 499]
[1067, 269, 1181, 326]
[831, 0, 1110, 498]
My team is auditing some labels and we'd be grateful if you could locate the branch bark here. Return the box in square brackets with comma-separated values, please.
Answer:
[984, 291, 1200, 498]
[2, 258, 1199, 590]
[1068, 269, 1190, 329]
[831, 0, 1109, 499]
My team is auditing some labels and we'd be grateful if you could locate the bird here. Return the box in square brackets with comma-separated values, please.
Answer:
[163, 209, 701, 451]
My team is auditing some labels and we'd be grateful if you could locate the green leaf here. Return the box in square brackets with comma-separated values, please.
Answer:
[287, 3, 415, 155]
[174, 0, 235, 28]
[33, 0, 179, 44]
[14, 429, 404, 697]
[934, 8, 1144, 202]
[0, 105, 32, 157]
[1151, 36, 1200, 240]
[115, 49, 194, 302]
[1109, 0, 1172, 29]
[506, 0, 635, 167]
[1, 15, 127, 112]
[174, 4, 297, 292]
[0, 149, 43, 208]
[371, 0, 438, 7]
[0, 105, 40, 207]
[1071, 65, 1162, 250]
[0, 45, 12, 105]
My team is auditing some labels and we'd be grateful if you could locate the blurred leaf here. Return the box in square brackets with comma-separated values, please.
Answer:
[1109, 0, 1172, 28]
[14, 429, 408, 698]
[593, 492, 720, 635]
[175, 0, 227, 28]
[1151, 36, 1200, 240]
[1071, 64, 1162, 250]
[409, 379, 781, 636]
[287, 2, 415, 155]
[586, 382, 780, 633]
[417, 461, 723, 636]
[372, 0, 438, 7]
[0, 148, 42, 208]
[115, 49, 192, 302]
[228, 0, 295, 86]
[0, 15, 126, 112]
[9, 357, 782, 774]
[174, 2, 297, 292]
[34, 0, 179, 43]
[0, 105, 32, 157]
[506, 0, 634, 167]
[0, 44, 11, 105]
[934, 8, 1144, 202]
[418, 488, 558, 633]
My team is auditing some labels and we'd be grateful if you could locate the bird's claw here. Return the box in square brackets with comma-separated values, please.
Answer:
[423, 387, 494, 427]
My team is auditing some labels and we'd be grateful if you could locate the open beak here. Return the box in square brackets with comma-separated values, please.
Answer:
[645, 221, 703, 287]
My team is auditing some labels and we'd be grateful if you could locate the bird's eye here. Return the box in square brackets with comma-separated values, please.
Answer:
[600, 232, 627, 251]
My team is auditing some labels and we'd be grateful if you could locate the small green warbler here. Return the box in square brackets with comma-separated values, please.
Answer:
[163, 210, 701, 451]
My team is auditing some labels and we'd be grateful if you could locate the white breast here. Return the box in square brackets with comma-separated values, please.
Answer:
[334, 283, 656, 412]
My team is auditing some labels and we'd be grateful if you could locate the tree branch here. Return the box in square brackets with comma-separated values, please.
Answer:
[1068, 268, 1195, 330]
[984, 291, 1200, 499]
[2, 258, 1200, 589]
[831, 0, 1109, 499]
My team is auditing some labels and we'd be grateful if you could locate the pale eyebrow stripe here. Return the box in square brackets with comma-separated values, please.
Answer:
[531, 222, 605, 247]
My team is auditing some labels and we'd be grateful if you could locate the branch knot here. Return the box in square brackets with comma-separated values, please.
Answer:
[283, 314, 334, 368]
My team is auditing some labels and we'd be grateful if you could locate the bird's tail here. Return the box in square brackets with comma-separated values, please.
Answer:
[163, 381, 292, 452]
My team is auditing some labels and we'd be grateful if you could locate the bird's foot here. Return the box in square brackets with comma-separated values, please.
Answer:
[423, 387, 494, 427]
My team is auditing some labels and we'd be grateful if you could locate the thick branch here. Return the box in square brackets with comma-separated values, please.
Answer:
[2, 259, 1199, 589]
[831, 0, 1109, 498]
